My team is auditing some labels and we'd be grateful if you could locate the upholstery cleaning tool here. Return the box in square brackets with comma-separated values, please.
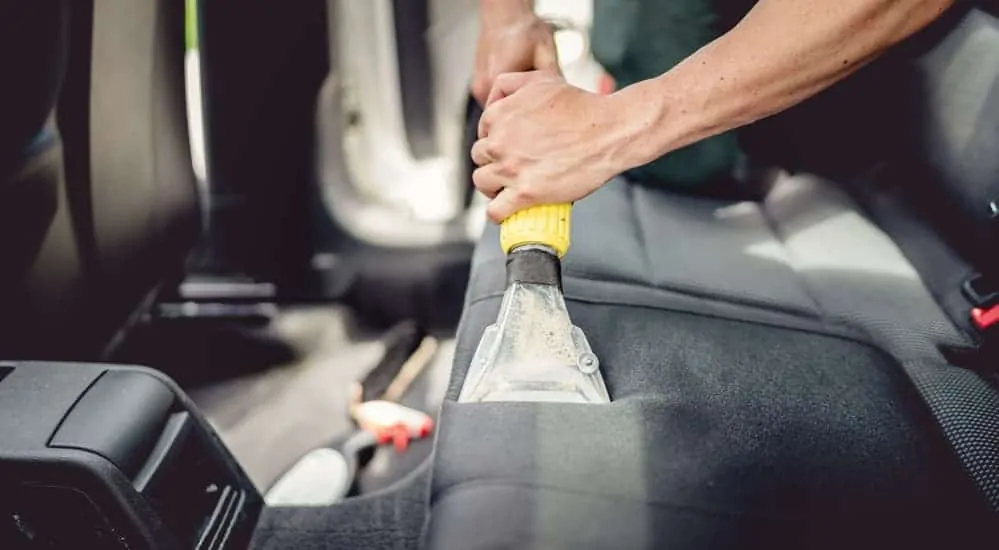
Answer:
[266, 322, 436, 506]
[458, 204, 611, 403]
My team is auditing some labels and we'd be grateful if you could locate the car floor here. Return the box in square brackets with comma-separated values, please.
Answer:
[186, 305, 454, 493]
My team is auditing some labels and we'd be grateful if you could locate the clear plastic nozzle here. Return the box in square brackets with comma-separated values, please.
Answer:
[458, 247, 611, 404]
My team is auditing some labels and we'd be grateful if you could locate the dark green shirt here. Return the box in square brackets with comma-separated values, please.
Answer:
[591, 0, 756, 189]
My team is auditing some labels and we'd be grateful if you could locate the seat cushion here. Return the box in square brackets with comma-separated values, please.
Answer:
[427, 176, 998, 549]
[431, 318, 990, 549]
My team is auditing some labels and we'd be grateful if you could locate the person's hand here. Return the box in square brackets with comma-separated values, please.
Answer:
[471, 1, 559, 106]
[471, 71, 632, 222]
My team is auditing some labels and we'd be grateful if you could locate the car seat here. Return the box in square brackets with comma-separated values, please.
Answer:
[0, 0, 200, 360]
[424, 4, 999, 549]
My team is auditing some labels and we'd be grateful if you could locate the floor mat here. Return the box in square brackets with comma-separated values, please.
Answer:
[188, 306, 454, 492]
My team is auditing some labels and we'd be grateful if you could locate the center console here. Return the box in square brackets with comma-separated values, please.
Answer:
[0, 362, 262, 549]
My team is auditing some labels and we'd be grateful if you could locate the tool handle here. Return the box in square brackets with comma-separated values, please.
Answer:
[499, 203, 572, 257]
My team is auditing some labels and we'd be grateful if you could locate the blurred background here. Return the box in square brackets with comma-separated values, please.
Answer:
[173, 0, 602, 493]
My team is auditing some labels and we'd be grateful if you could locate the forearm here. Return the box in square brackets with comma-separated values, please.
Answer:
[480, 0, 534, 24]
[613, 0, 955, 170]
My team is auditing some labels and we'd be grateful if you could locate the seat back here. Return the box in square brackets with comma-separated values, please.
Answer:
[896, 5, 999, 275]
[0, 0, 200, 358]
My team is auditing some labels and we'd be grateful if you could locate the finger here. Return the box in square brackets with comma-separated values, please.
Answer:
[477, 106, 493, 139]
[486, 189, 532, 223]
[472, 164, 507, 199]
[470, 138, 496, 167]
[485, 71, 541, 108]
[533, 39, 560, 74]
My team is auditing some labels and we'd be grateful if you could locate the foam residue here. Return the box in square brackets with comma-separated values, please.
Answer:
[458, 282, 611, 403]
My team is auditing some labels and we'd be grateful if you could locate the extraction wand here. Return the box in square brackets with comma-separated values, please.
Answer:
[458, 204, 611, 403]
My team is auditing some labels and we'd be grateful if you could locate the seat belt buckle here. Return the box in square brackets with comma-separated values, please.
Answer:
[947, 275, 999, 373]
[962, 273, 999, 308]
[971, 304, 999, 331]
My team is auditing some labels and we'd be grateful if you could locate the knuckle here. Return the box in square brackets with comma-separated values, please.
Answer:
[482, 103, 503, 125]
[515, 184, 536, 203]
[485, 201, 502, 218]
[485, 143, 501, 161]
[472, 168, 486, 189]
[470, 140, 485, 158]
[498, 159, 518, 178]
[483, 144, 503, 162]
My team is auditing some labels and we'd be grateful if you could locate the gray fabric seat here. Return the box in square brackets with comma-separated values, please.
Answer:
[462, 174, 972, 362]
[427, 176, 995, 550]
[427, 5, 999, 549]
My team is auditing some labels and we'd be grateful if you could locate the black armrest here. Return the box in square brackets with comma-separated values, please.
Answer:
[0, 361, 262, 549]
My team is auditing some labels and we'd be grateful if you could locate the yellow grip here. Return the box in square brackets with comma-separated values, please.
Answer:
[500, 203, 572, 257]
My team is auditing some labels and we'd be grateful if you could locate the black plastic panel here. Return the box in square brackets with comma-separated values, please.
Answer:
[50, 370, 175, 479]
[0, 363, 105, 450]
[0, 483, 126, 549]
[139, 413, 244, 549]
[0, 362, 262, 549]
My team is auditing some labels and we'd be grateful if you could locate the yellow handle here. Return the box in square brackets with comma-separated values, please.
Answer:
[500, 203, 572, 258]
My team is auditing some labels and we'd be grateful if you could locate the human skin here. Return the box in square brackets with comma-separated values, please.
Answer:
[471, 0, 560, 106]
[470, 0, 956, 222]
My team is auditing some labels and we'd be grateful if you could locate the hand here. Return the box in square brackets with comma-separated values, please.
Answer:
[471, 71, 631, 222]
[471, 1, 559, 106]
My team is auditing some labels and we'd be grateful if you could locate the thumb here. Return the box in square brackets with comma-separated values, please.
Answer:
[485, 71, 543, 107]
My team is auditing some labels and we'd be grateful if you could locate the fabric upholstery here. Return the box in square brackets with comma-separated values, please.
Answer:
[896, 8, 999, 275]
[425, 7, 999, 549]
[464, 175, 970, 360]
[428, 175, 998, 549]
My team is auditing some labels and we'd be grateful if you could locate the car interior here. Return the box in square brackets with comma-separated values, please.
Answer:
[1, 0, 997, 548]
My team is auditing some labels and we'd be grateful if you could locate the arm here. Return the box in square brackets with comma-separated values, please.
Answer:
[613, 0, 956, 169]
[472, 0, 558, 105]
[472, 0, 956, 222]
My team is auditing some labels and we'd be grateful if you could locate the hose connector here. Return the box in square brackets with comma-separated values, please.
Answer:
[500, 203, 572, 258]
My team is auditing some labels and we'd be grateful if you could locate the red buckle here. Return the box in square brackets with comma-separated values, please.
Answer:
[970, 304, 999, 330]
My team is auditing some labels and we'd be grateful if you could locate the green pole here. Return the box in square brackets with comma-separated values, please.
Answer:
[185, 0, 199, 51]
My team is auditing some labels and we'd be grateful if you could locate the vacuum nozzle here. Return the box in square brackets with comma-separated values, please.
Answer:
[457, 203, 611, 404]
